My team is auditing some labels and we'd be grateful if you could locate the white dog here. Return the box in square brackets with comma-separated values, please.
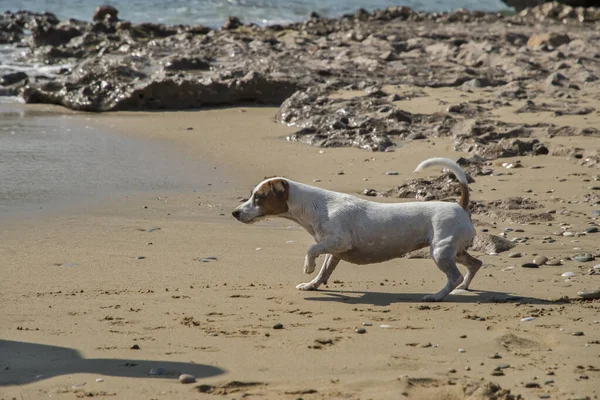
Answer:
[232, 157, 482, 302]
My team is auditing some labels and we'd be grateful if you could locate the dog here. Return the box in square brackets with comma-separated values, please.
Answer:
[232, 157, 482, 302]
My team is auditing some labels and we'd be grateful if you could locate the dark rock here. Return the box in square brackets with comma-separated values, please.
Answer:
[164, 57, 211, 71]
[1, 72, 28, 86]
[93, 5, 119, 22]
[223, 16, 242, 30]
[31, 21, 83, 47]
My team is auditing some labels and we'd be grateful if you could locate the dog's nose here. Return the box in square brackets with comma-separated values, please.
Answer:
[232, 209, 241, 220]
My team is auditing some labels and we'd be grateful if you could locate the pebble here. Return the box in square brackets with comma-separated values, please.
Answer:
[149, 368, 166, 376]
[540, 395, 551, 399]
[362, 322, 373, 326]
[447, 368, 456, 373]
[179, 374, 196, 384]
[489, 353, 502, 359]
[96, 378, 104, 382]
[491, 370, 504, 376]
[521, 317, 535, 322]
[561, 271, 575, 278]
[571, 331, 584, 336]
[199, 257, 218, 262]
[508, 252, 522, 258]
[544, 379, 554, 384]
[496, 364, 510, 370]
[525, 382, 540, 388]
[578, 289, 600, 300]
[592, 210, 600, 218]
[355, 327, 366, 334]
[136, 256, 146, 260]
[573, 253, 594, 262]
[534, 256, 548, 266]
[546, 259, 562, 266]
[584, 227, 598, 234]
[563, 232, 575, 237]
[458, 348, 466, 353]
[521, 263, 539, 269]
[130, 344, 140, 350]
[273, 323, 284, 329]
[385, 171, 399, 175]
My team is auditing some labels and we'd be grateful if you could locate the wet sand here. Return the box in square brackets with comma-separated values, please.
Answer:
[1, 91, 599, 399]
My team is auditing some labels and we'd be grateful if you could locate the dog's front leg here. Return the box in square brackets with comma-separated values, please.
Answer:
[297, 255, 340, 291]
[303, 239, 351, 274]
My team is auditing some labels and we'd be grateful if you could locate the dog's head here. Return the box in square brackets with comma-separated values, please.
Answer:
[232, 177, 290, 224]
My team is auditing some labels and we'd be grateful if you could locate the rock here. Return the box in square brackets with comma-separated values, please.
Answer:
[490, 353, 502, 359]
[130, 344, 140, 350]
[164, 57, 210, 71]
[584, 227, 598, 234]
[527, 33, 571, 49]
[491, 370, 504, 376]
[577, 289, 600, 300]
[521, 262, 539, 268]
[355, 327, 366, 334]
[470, 233, 516, 254]
[273, 323, 284, 329]
[508, 252, 522, 258]
[31, 21, 83, 47]
[179, 374, 196, 384]
[385, 171, 399, 176]
[546, 72, 568, 87]
[223, 16, 242, 30]
[93, 5, 119, 22]
[534, 256, 548, 266]
[1, 72, 28, 86]
[573, 253, 594, 262]
[149, 367, 166, 376]
[571, 331, 584, 336]
[561, 271, 575, 277]
[546, 259, 562, 266]
[524, 382, 540, 388]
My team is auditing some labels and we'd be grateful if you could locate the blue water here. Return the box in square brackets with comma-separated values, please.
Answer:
[4, 0, 510, 27]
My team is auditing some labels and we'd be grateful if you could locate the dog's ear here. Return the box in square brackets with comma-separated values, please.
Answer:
[268, 179, 289, 200]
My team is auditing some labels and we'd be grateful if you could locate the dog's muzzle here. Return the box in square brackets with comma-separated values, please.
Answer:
[232, 209, 241, 220]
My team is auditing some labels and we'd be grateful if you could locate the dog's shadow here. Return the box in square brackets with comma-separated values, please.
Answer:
[0, 339, 225, 386]
[302, 288, 551, 306]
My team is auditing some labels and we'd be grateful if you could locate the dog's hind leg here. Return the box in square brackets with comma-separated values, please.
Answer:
[423, 243, 464, 302]
[297, 255, 341, 291]
[455, 251, 483, 290]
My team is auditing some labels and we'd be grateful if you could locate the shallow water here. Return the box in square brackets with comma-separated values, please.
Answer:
[0, 104, 220, 219]
[5, 0, 510, 27]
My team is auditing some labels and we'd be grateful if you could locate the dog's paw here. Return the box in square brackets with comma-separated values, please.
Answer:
[296, 282, 319, 291]
[303, 256, 316, 274]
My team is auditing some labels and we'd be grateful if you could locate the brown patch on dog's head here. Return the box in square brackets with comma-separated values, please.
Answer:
[253, 178, 289, 216]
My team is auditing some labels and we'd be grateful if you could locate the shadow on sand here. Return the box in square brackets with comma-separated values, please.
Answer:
[0, 339, 225, 386]
[302, 288, 551, 306]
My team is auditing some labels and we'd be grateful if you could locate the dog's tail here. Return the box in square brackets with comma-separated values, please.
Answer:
[414, 157, 470, 211]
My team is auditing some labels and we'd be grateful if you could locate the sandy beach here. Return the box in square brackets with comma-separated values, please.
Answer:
[1, 82, 599, 399]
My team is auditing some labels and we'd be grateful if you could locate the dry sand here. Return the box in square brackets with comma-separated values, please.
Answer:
[1, 87, 599, 399]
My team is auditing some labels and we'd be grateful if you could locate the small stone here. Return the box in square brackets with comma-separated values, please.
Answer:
[561, 271, 575, 278]
[571, 331, 584, 336]
[130, 344, 140, 350]
[540, 395, 550, 399]
[355, 327, 366, 334]
[362, 322, 373, 326]
[273, 323, 284, 329]
[584, 227, 598, 234]
[546, 259, 562, 266]
[490, 353, 502, 359]
[508, 252, 522, 258]
[458, 348, 466, 353]
[179, 374, 196, 384]
[525, 382, 540, 388]
[491, 370, 504, 376]
[448, 368, 456, 373]
[96, 378, 104, 382]
[136, 256, 145, 260]
[534, 256, 548, 266]
[521, 317, 535, 322]
[546, 371, 555, 376]
[496, 364, 510, 370]
[577, 289, 600, 300]
[592, 210, 600, 218]
[459, 334, 467, 338]
[522, 263, 539, 269]
[573, 253, 594, 262]
[149, 368, 165, 376]
[385, 171, 399, 176]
